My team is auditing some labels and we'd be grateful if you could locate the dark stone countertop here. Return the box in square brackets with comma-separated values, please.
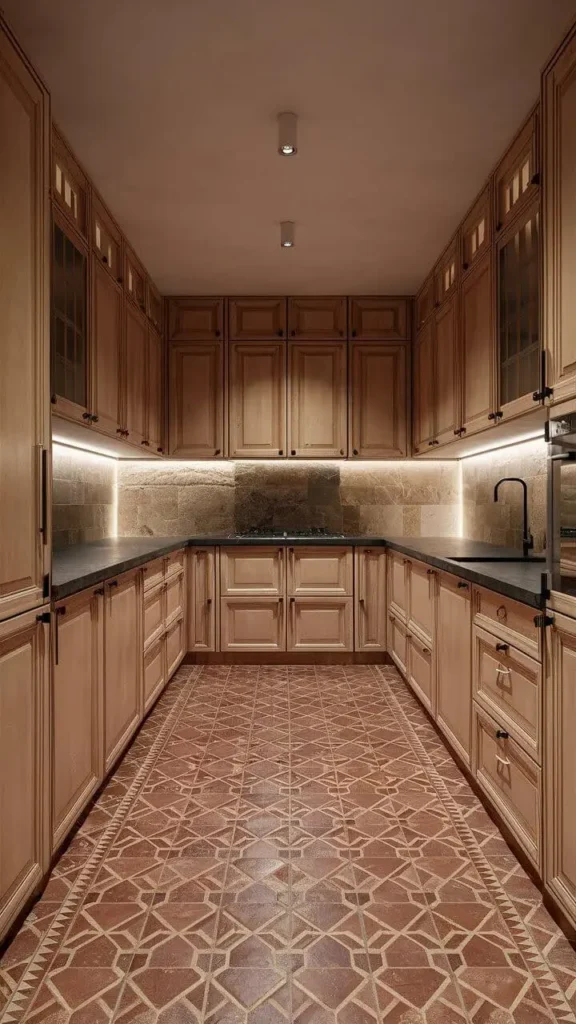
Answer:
[52, 534, 547, 608]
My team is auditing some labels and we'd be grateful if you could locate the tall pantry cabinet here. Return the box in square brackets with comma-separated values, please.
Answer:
[0, 16, 51, 941]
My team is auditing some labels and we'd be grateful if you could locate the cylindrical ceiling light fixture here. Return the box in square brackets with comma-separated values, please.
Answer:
[277, 111, 297, 156]
[280, 221, 295, 248]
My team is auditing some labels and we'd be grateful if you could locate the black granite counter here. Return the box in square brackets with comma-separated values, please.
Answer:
[52, 534, 547, 607]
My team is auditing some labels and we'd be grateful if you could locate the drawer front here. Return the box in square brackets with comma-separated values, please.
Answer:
[407, 633, 434, 713]
[473, 704, 541, 869]
[165, 548, 186, 579]
[388, 613, 407, 676]
[220, 547, 284, 596]
[166, 617, 185, 677]
[473, 586, 541, 659]
[144, 582, 165, 648]
[388, 552, 407, 620]
[166, 571, 185, 625]
[288, 597, 352, 651]
[220, 598, 285, 651]
[144, 637, 165, 710]
[408, 560, 436, 643]
[143, 558, 164, 593]
[288, 546, 353, 596]
[473, 626, 541, 761]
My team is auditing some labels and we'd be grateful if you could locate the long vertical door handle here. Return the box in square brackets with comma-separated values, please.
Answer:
[39, 445, 48, 542]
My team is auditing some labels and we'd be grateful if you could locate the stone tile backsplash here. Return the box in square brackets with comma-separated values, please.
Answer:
[52, 444, 116, 548]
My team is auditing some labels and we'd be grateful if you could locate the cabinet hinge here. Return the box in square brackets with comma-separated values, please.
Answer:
[533, 613, 554, 628]
[36, 611, 51, 624]
[42, 573, 50, 598]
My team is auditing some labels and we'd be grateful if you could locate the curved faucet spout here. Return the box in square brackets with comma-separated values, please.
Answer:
[493, 477, 534, 557]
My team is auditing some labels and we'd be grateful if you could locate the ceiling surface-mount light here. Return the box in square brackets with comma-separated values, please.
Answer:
[280, 221, 295, 248]
[277, 111, 297, 156]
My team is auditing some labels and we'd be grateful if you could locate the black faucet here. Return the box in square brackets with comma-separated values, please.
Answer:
[493, 477, 534, 558]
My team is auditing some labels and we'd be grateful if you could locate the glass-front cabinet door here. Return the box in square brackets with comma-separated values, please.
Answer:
[496, 199, 541, 421]
[51, 211, 90, 422]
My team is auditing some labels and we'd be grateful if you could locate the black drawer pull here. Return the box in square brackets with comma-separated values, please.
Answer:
[496, 729, 509, 739]
[496, 643, 509, 652]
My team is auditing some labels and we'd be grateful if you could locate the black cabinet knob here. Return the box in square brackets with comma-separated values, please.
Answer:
[215, 329, 221, 337]
[353, 448, 359, 455]
[277, 329, 283, 337]
[278, 449, 284, 455]
[157, 447, 164, 453]
[214, 448, 221, 456]
[291, 329, 296, 337]
[496, 643, 509, 652]
[488, 412, 496, 421]
[82, 411, 91, 420]
[496, 729, 509, 739]
[457, 581, 468, 589]
[351, 329, 357, 338]
[291, 449, 296, 456]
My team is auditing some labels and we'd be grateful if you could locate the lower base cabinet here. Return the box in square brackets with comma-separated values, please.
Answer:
[104, 569, 142, 772]
[388, 612, 407, 675]
[355, 547, 387, 650]
[52, 589, 103, 851]
[166, 614, 186, 675]
[288, 597, 352, 651]
[0, 608, 49, 943]
[436, 573, 472, 765]
[189, 547, 217, 651]
[143, 636, 166, 712]
[406, 631, 435, 714]
[221, 597, 285, 651]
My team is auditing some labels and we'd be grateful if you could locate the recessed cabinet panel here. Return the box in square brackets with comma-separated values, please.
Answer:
[168, 297, 223, 341]
[229, 342, 286, 457]
[437, 573, 472, 765]
[147, 327, 164, 452]
[221, 598, 285, 651]
[495, 111, 539, 235]
[228, 298, 286, 340]
[288, 597, 352, 651]
[461, 251, 495, 436]
[288, 342, 347, 457]
[434, 296, 460, 445]
[144, 637, 165, 712]
[220, 547, 284, 596]
[169, 341, 224, 457]
[387, 552, 407, 621]
[413, 321, 435, 453]
[288, 297, 347, 340]
[462, 186, 492, 272]
[349, 342, 407, 458]
[388, 613, 407, 676]
[473, 625, 541, 761]
[189, 548, 217, 651]
[165, 616, 186, 677]
[104, 571, 141, 771]
[355, 548, 387, 651]
[407, 560, 436, 645]
[93, 260, 122, 437]
[349, 297, 409, 341]
[124, 305, 148, 446]
[407, 634, 434, 713]
[497, 202, 540, 421]
[288, 547, 352, 596]
[166, 571, 185, 625]
[144, 582, 165, 648]
[416, 275, 434, 331]
[473, 587, 540, 660]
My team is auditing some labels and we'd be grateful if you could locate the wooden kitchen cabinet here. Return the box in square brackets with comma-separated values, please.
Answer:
[147, 280, 163, 333]
[349, 297, 409, 341]
[52, 127, 88, 239]
[435, 235, 459, 307]
[288, 546, 352, 596]
[461, 250, 496, 436]
[349, 342, 408, 458]
[92, 259, 122, 437]
[52, 589, 103, 850]
[495, 109, 539, 237]
[406, 632, 435, 714]
[407, 559, 436, 644]
[288, 341, 347, 457]
[0, 608, 49, 943]
[462, 185, 492, 273]
[437, 573, 472, 764]
[125, 246, 147, 315]
[355, 547, 387, 651]
[144, 637, 166, 712]
[169, 341, 224, 457]
[103, 570, 142, 772]
[544, 33, 576, 405]
[123, 305, 148, 447]
[415, 274, 435, 332]
[434, 296, 460, 446]
[545, 611, 576, 927]
[221, 598, 285, 651]
[92, 195, 122, 283]
[387, 551, 408, 622]
[165, 614, 186, 677]
[412, 320, 435, 453]
[51, 213, 90, 424]
[288, 597, 353, 651]
[288, 297, 347, 340]
[189, 548, 217, 651]
[168, 297, 224, 341]
[388, 611, 408, 676]
[0, 21, 50, 623]
[229, 297, 286, 340]
[228, 341, 286, 457]
[147, 327, 164, 453]
[473, 625, 541, 763]
[220, 547, 284, 596]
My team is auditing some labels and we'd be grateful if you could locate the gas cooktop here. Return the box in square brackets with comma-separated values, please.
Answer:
[237, 527, 345, 538]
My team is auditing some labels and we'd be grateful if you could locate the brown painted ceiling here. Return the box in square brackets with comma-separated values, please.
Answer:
[4, 0, 575, 294]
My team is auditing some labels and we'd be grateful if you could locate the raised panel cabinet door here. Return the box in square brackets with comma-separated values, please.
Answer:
[461, 250, 496, 436]
[166, 571, 185, 625]
[415, 274, 435, 332]
[288, 546, 353, 596]
[169, 341, 224, 458]
[355, 547, 387, 651]
[288, 597, 353, 651]
[188, 548, 217, 651]
[435, 235, 459, 307]
[462, 185, 492, 273]
[143, 636, 165, 712]
[228, 297, 286, 340]
[349, 342, 407, 458]
[407, 560, 436, 645]
[168, 297, 223, 341]
[52, 590, 103, 850]
[147, 327, 164, 453]
[0, 608, 49, 943]
[434, 296, 460, 446]
[387, 552, 408, 621]
[124, 247, 147, 315]
[406, 634, 435, 714]
[495, 110, 539, 237]
[220, 598, 285, 651]
[437, 573, 472, 765]
[288, 342, 347, 457]
[220, 547, 284, 596]
[349, 297, 409, 341]
[143, 581, 165, 649]
[0, 24, 49, 622]
[388, 612, 407, 675]
[288, 297, 347, 340]
[104, 571, 142, 772]
[545, 611, 576, 925]
[229, 342, 286, 457]
[412, 320, 435, 454]
[473, 625, 541, 762]
[544, 36, 576, 405]
[165, 616, 186, 677]
[124, 305, 148, 447]
[92, 259, 122, 438]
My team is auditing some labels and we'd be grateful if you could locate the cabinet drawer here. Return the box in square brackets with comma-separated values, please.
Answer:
[143, 558, 164, 593]
[220, 598, 285, 651]
[473, 626, 541, 762]
[473, 586, 541, 659]
[388, 612, 407, 676]
[144, 582, 165, 648]
[165, 548, 186, 579]
[387, 551, 407, 621]
[166, 571, 185, 625]
[407, 632, 434, 713]
[166, 617, 185, 677]
[407, 560, 436, 644]
[288, 546, 352, 596]
[220, 547, 284, 595]
[144, 637, 165, 711]
[473, 704, 541, 869]
[288, 597, 352, 651]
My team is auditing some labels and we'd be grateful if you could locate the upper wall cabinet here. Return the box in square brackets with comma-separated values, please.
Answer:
[229, 342, 286, 457]
[288, 342, 347, 457]
[349, 342, 408, 458]
[495, 110, 539, 236]
[288, 297, 347, 340]
[435, 236, 459, 308]
[168, 297, 223, 341]
[461, 250, 496, 436]
[51, 212, 90, 422]
[51, 129, 88, 240]
[462, 186, 492, 274]
[169, 341, 224, 457]
[147, 328, 164, 454]
[415, 274, 435, 332]
[434, 296, 460, 445]
[92, 258, 122, 438]
[123, 305, 148, 447]
[228, 298, 286, 340]
[349, 297, 409, 341]
[0, 20, 50, 621]
[544, 29, 576, 406]
[92, 196, 122, 284]
[125, 246, 147, 316]
[147, 281, 163, 333]
[413, 320, 435, 453]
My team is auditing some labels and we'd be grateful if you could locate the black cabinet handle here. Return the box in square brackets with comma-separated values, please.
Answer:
[339, 448, 345, 456]
[116, 428, 123, 434]
[277, 329, 283, 337]
[351, 329, 357, 338]
[457, 581, 468, 589]
[496, 221, 503, 231]
[291, 329, 296, 337]
[291, 449, 296, 456]
[91, 415, 99, 423]
[279, 449, 283, 455]
[102, 254, 108, 264]
[463, 261, 469, 270]
[496, 729, 509, 739]
[488, 412, 496, 421]
[214, 448, 221, 456]
[82, 411, 91, 420]
[215, 329, 221, 337]
[141, 439, 150, 446]
[157, 447, 164, 453]
[117, 276, 123, 284]
[353, 448, 359, 456]
[531, 172, 541, 186]
[496, 643, 509, 652]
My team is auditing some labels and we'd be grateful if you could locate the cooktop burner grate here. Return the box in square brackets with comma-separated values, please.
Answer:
[238, 527, 345, 538]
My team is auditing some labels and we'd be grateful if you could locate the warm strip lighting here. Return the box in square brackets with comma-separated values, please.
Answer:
[458, 429, 545, 460]
[52, 437, 119, 461]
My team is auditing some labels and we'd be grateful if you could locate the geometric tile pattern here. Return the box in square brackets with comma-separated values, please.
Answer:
[1, 663, 576, 1023]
